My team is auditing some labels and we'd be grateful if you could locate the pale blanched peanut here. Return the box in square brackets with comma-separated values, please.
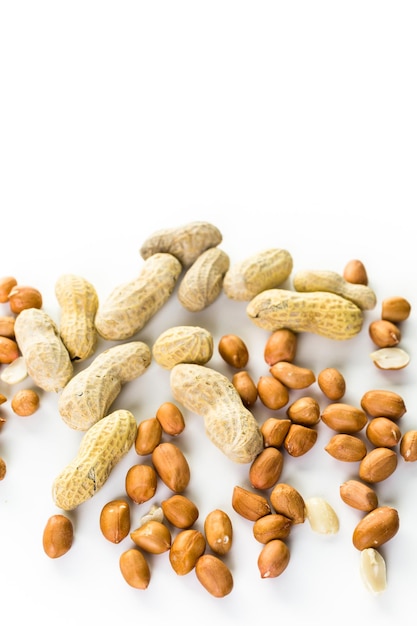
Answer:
[223, 248, 293, 301]
[317, 367, 346, 401]
[264, 328, 297, 365]
[370, 347, 410, 370]
[305, 497, 339, 534]
[0, 355, 28, 385]
[247, 289, 363, 340]
[170, 364, 263, 463]
[293, 269, 377, 310]
[95, 253, 182, 340]
[152, 325, 213, 369]
[58, 341, 151, 430]
[140, 221, 222, 267]
[14, 308, 73, 392]
[177, 247, 230, 311]
[269, 361, 315, 389]
[52, 409, 137, 511]
[381, 296, 411, 322]
[42, 514, 74, 558]
[55, 274, 99, 361]
[360, 548, 387, 594]
[218, 334, 249, 368]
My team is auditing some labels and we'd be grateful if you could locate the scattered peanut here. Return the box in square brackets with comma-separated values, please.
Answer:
[161, 494, 199, 529]
[368, 319, 401, 348]
[284, 424, 318, 457]
[151, 442, 190, 493]
[0, 356, 28, 385]
[14, 308, 73, 392]
[58, 341, 151, 430]
[195, 554, 234, 598]
[293, 269, 377, 310]
[170, 363, 263, 463]
[8, 285, 43, 313]
[204, 509, 233, 555]
[95, 252, 182, 340]
[125, 464, 157, 504]
[381, 296, 411, 322]
[360, 389, 406, 420]
[99, 499, 131, 544]
[360, 548, 387, 594]
[52, 409, 137, 511]
[365, 417, 401, 448]
[223, 248, 293, 301]
[218, 333, 249, 368]
[321, 403, 368, 433]
[140, 220, 222, 267]
[152, 325, 213, 369]
[342, 259, 368, 285]
[257, 375, 289, 410]
[358, 447, 398, 483]
[264, 328, 298, 365]
[400, 430, 417, 462]
[135, 417, 162, 455]
[155, 401, 186, 436]
[286, 396, 321, 427]
[177, 247, 230, 311]
[339, 479, 379, 512]
[0, 457, 6, 480]
[252, 513, 292, 543]
[0, 336, 20, 364]
[269, 361, 315, 389]
[304, 497, 339, 534]
[232, 485, 271, 521]
[119, 548, 150, 589]
[55, 273, 99, 361]
[0, 276, 17, 302]
[249, 447, 284, 490]
[247, 289, 364, 340]
[169, 529, 206, 575]
[130, 520, 172, 554]
[257, 539, 290, 579]
[261, 417, 291, 448]
[325, 434, 367, 462]
[231, 370, 258, 407]
[0, 315, 15, 338]
[270, 483, 305, 524]
[370, 347, 410, 370]
[317, 367, 346, 401]
[11, 389, 40, 416]
[352, 506, 399, 550]
[42, 514, 74, 558]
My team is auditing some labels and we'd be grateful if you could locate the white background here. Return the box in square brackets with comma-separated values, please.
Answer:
[1, 2, 416, 625]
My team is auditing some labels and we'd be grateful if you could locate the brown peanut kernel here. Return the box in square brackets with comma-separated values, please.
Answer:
[339, 479, 378, 512]
[369, 320, 401, 348]
[195, 554, 233, 598]
[342, 259, 368, 285]
[11, 389, 40, 417]
[156, 401, 185, 436]
[218, 334, 249, 368]
[232, 485, 271, 521]
[130, 520, 172, 554]
[232, 370, 258, 407]
[321, 403, 368, 433]
[360, 389, 406, 420]
[270, 361, 315, 389]
[9, 285, 43, 313]
[317, 367, 346, 401]
[0, 457, 7, 480]
[161, 494, 199, 529]
[400, 430, 417, 462]
[151, 442, 190, 493]
[264, 328, 297, 365]
[253, 513, 292, 543]
[135, 417, 162, 455]
[286, 396, 320, 426]
[204, 509, 233, 555]
[284, 424, 317, 457]
[359, 448, 398, 483]
[257, 375, 289, 410]
[270, 483, 305, 524]
[0, 276, 18, 302]
[42, 514, 74, 558]
[381, 296, 411, 322]
[125, 464, 157, 504]
[366, 417, 401, 448]
[257, 538, 290, 578]
[249, 447, 284, 490]
[261, 417, 291, 448]
[119, 548, 150, 589]
[100, 499, 131, 543]
[169, 529, 206, 575]
[352, 506, 399, 550]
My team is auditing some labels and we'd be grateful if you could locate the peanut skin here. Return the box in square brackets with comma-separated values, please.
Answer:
[14, 308, 73, 392]
[140, 221, 222, 267]
[246, 289, 363, 340]
[52, 409, 137, 510]
[95, 253, 182, 341]
[170, 363, 263, 463]
[55, 273, 99, 361]
[293, 269, 377, 310]
[58, 341, 151, 430]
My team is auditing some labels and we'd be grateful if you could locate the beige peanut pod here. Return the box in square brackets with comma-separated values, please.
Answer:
[247, 289, 363, 340]
[58, 341, 151, 430]
[139, 221, 222, 267]
[14, 308, 73, 392]
[52, 409, 137, 511]
[170, 363, 263, 463]
[152, 325, 213, 369]
[55, 273, 99, 361]
[223, 248, 293, 301]
[177, 247, 230, 312]
[95, 253, 182, 340]
[293, 269, 377, 310]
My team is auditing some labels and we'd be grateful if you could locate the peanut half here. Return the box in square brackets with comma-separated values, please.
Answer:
[139, 220, 223, 267]
[293, 269, 377, 310]
[95, 252, 182, 340]
[55, 273, 99, 361]
[14, 308, 73, 392]
[170, 363, 263, 463]
[223, 248, 293, 301]
[52, 409, 137, 511]
[58, 341, 151, 430]
[247, 289, 363, 340]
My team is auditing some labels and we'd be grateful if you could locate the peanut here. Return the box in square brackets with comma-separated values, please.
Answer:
[8, 285, 43, 313]
[325, 434, 367, 462]
[0, 457, 6, 480]
[365, 417, 401, 448]
[400, 430, 417, 462]
[370, 347, 410, 370]
[139, 220, 222, 267]
[161, 494, 199, 529]
[55, 273, 99, 361]
[257, 539, 290, 579]
[249, 447, 284, 490]
[135, 417, 162, 455]
[286, 396, 320, 426]
[358, 447, 398, 483]
[257, 375, 289, 410]
[360, 548, 387, 594]
[0, 276, 17, 302]
[293, 269, 377, 310]
[130, 520, 172, 554]
[360, 389, 406, 420]
[52, 409, 137, 511]
[100, 499, 131, 544]
[231, 370, 258, 407]
[42, 514, 74, 558]
[0, 336, 20, 364]
[342, 259, 369, 285]
[14, 308, 73, 392]
[169, 529, 206, 575]
[0, 356, 28, 385]
[170, 363, 263, 463]
[269, 361, 315, 389]
[177, 247, 230, 311]
[261, 417, 291, 448]
[284, 423, 317, 457]
[321, 403, 368, 433]
[223, 248, 293, 301]
[58, 341, 151, 430]
[195, 554, 233, 598]
[218, 333, 249, 368]
[381, 296, 411, 322]
[95, 252, 182, 340]
[125, 464, 157, 504]
[270, 483, 305, 524]
[0, 315, 16, 338]
[155, 401, 185, 436]
[368, 319, 401, 348]
[232, 485, 271, 521]
[119, 548, 150, 589]
[317, 367, 346, 401]
[264, 328, 298, 365]
[247, 289, 363, 340]
[252, 513, 292, 543]
[339, 479, 378, 512]
[304, 497, 339, 534]
[204, 509, 233, 555]
[11, 389, 40, 416]
[152, 325, 213, 370]
[151, 442, 190, 493]
[352, 506, 399, 550]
